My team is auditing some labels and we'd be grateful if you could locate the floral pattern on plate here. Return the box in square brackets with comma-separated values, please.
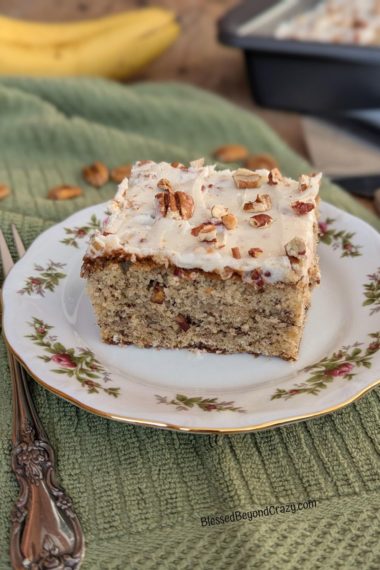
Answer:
[363, 268, 380, 316]
[271, 332, 380, 400]
[155, 394, 246, 413]
[319, 217, 362, 257]
[26, 318, 120, 397]
[18, 261, 66, 297]
[60, 214, 101, 248]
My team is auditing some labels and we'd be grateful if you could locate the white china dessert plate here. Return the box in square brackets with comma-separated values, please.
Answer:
[2, 201, 380, 433]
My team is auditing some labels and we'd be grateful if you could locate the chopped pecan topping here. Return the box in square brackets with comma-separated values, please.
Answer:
[298, 174, 311, 192]
[157, 178, 174, 193]
[156, 191, 194, 220]
[285, 237, 306, 268]
[137, 160, 152, 166]
[175, 192, 195, 220]
[248, 247, 263, 258]
[156, 191, 176, 217]
[150, 284, 166, 304]
[243, 194, 272, 213]
[249, 214, 273, 228]
[110, 164, 132, 184]
[90, 236, 105, 252]
[211, 204, 228, 219]
[291, 201, 315, 215]
[190, 158, 205, 168]
[176, 314, 191, 332]
[191, 223, 210, 237]
[244, 153, 278, 171]
[191, 223, 217, 242]
[82, 161, 109, 188]
[171, 161, 187, 169]
[221, 213, 238, 230]
[213, 144, 249, 163]
[268, 168, 282, 185]
[233, 168, 262, 189]
[231, 247, 241, 259]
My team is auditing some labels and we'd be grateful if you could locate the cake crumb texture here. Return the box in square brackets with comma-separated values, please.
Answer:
[85, 260, 319, 360]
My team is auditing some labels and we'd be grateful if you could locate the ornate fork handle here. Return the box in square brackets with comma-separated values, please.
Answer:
[8, 351, 84, 570]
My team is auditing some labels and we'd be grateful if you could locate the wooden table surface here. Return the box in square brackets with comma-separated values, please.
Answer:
[0, 0, 375, 213]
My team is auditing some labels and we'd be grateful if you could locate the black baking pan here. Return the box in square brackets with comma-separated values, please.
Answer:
[218, 0, 380, 113]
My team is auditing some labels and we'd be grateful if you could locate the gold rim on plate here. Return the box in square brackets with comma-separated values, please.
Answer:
[4, 334, 380, 435]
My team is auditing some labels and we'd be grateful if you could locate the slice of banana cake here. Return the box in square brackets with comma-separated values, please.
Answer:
[81, 159, 321, 360]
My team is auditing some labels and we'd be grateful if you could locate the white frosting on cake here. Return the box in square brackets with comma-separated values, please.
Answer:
[276, 0, 380, 46]
[86, 160, 321, 284]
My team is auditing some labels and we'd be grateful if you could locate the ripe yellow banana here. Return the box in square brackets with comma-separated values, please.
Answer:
[0, 8, 175, 45]
[0, 8, 180, 78]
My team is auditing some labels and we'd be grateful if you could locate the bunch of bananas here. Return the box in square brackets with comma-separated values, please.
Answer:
[0, 8, 179, 78]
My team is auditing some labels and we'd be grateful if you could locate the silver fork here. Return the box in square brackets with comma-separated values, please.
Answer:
[0, 225, 84, 570]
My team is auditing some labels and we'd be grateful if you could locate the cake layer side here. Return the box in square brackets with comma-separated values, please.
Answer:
[84, 260, 316, 360]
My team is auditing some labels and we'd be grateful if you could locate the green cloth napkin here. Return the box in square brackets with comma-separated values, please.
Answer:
[0, 78, 379, 570]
